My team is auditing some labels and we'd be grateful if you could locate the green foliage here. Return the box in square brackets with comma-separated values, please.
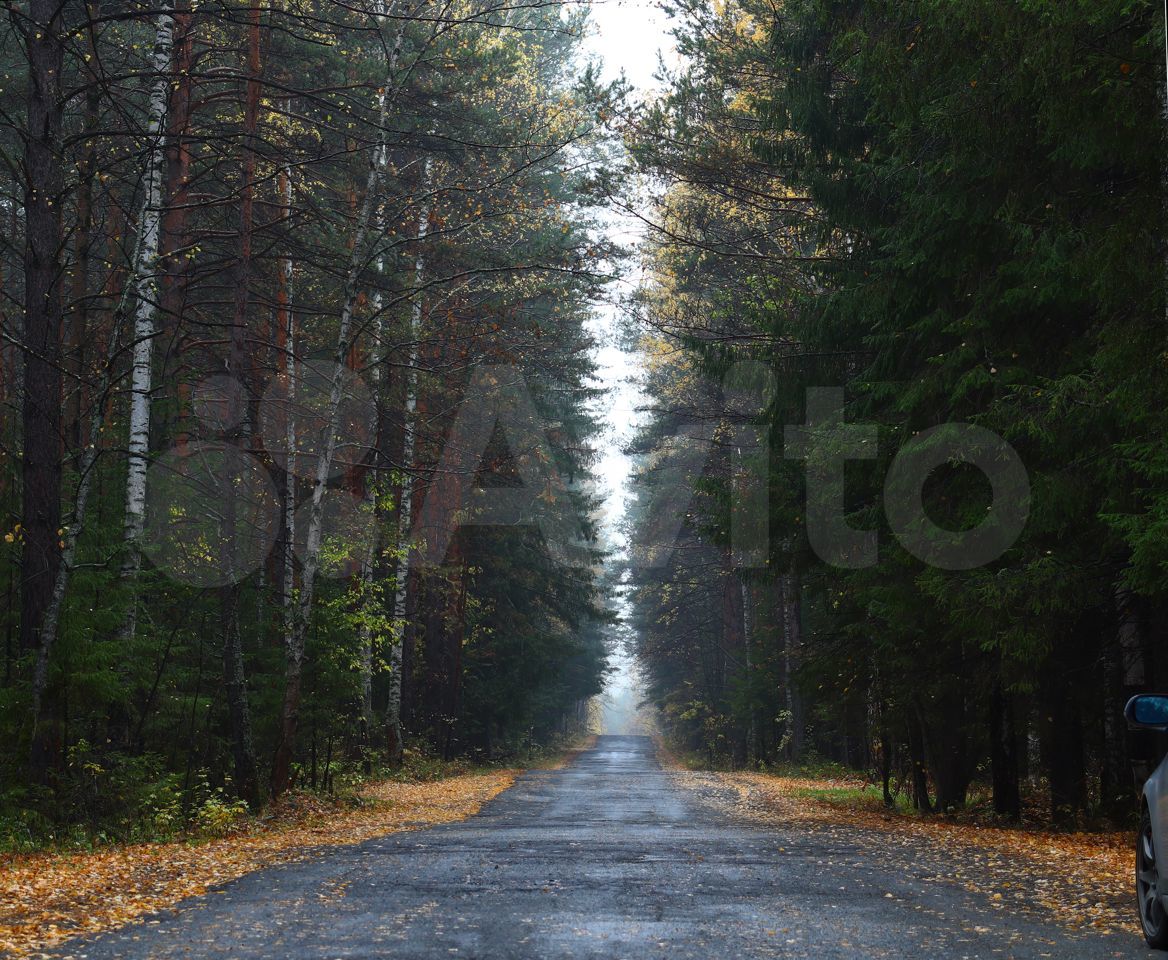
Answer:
[629, 0, 1167, 817]
[0, 0, 616, 831]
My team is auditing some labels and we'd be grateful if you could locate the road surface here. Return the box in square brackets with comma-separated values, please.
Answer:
[57, 735, 1156, 959]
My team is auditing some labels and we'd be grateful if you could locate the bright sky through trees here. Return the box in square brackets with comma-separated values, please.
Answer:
[582, 0, 673, 733]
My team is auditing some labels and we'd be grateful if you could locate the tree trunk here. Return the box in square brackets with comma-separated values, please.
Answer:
[1104, 585, 1150, 813]
[119, 10, 178, 644]
[845, 695, 869, 770]
[158, 1, 195, 333]
[356, 123, 390, 774]
[238, 0, 296, 798]
[387, 154, 434, 765]
[779, 566, 804, 760]
[276, 125, 297, 719]
[879, 724, 894, 807]
[273, 11, 407, 793]
[441, 544, 467, 760]
[926, 712, 971, 811]
[222, 0, 265, 805]
[741, 579, 757, 765]
[990, 678, 1021, 820]
[906, 708, 932, 813]
[220, 567, 259, 806]
[1015, 694, 1032, 785]
[1041, 669, 1087, 826]
[720, 565, 747, 768]
[24, 0, 67, 779]
[66, 0, 102, 454]
[1100, 607, 1127, 819]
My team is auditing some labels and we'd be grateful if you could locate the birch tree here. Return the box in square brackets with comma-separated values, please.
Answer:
[386, 153, 433, 764]
[270, 0, 420, 795]
[119, 10, 177, 643]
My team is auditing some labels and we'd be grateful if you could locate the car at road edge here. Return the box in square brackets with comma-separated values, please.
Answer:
[1126, 694, 1168, 949]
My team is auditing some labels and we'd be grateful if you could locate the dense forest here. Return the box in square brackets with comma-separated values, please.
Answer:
[0, 0, 616, 837]
[624, 0, 1168, 823]
[5, 0, 1168, 847]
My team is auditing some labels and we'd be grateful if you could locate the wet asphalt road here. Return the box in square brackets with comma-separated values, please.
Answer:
[58, 735, 1157, 959]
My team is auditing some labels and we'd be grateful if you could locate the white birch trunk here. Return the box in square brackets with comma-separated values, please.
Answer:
[294, 5, 408, 638]
[386, 153, 434, 762]
[272, 7, 412, 790]
[358, 146, 388, 732]
[268, 2, 431, 796]
[294, 97, 391, 655]
[120, 12, 175, 639]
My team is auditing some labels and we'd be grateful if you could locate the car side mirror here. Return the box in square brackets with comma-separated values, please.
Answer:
[1125, 695, 1168, 732]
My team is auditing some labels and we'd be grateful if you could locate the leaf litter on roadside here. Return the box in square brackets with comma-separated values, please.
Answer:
[0, 770, 517, 958]
[675, 770, 1137, 940]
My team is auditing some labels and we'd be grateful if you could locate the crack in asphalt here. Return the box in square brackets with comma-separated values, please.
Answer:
[54, 735, 1158, 959]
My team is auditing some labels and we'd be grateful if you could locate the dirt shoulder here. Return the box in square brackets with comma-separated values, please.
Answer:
[673, 767, 1137, 940]
[0, 769, 517, 957]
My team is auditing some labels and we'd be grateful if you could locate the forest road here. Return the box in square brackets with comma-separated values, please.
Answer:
[56, 735, 1158, 959]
